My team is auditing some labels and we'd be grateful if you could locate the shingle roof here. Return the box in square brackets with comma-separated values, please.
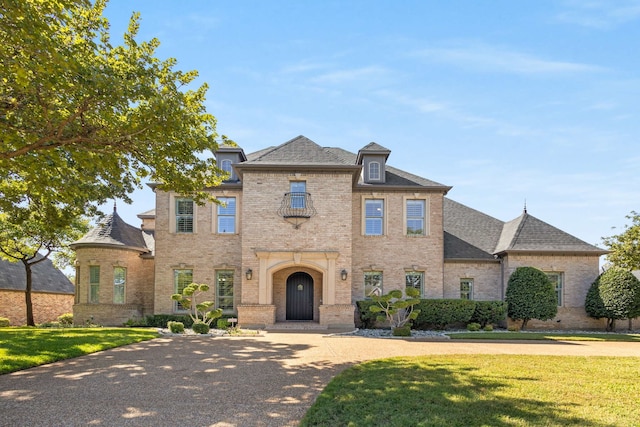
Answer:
[444, 198, 504, 260]
[494, 212, 606, 254]
[0, 256, 74, 294]
[71, 209, 151, 253]
[245, 135, 350, 165]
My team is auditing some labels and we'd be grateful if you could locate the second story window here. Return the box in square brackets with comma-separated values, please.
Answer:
[290, 181, 306, 208]
[217, 197, 236, 233]
[406, 200, 426, 236]
[365, 199, 384, 235]
[176, 198, 194, 233]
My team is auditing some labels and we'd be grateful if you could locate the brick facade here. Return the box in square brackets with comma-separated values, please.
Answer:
[0, 290, 73, 326]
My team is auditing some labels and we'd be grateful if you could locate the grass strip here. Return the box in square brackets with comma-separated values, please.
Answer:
[301, 354, 640, 426]
[0, 328, 159, 374]
[447, 332, 640, 341]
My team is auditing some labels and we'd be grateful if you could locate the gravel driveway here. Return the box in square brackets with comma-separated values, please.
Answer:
[1, 332, 638, 427]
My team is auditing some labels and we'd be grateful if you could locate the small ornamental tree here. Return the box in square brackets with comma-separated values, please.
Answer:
[171, 283, 222, 327]
[369, 287, 421, 332]
[505, 267, 557, 330]
[585, 267, 640, 331]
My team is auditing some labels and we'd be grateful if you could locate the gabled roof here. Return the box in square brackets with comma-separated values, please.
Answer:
[0, 256, 74, 294]
[356, 142, 391, 164]
[494, 212, 606, 254]
[71, 208, 151, 253]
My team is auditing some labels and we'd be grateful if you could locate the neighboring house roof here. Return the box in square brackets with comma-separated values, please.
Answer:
[71, 208, 152, 253]
[0, 256, 74, 294]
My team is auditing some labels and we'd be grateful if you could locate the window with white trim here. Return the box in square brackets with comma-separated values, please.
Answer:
[369, 161, 381, 181]
[364, 271, 383, 299]
[546, 272, 564, 306]
[174, 269, 193, 312]
[405, 271, 424, 297]
[217, 197, 236, 233]
[176, 198, 194, 233]
[216, 270, 234, 312]
[460, 278, 473, 300]
[406, 199, 426, 236]
[365, 199, 384, 235]
[89, 266, 99, 303]
[113, 267, 126, 304]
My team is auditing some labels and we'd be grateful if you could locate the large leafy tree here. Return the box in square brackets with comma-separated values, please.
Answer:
[585, 267, 640, 331]
[1, 0, 227, 223]
[602, 211, 640, 272]
[505, 266, 557, 330]
[0, 207, 88, 326]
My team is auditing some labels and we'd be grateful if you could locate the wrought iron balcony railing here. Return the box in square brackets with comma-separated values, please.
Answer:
[278, 192, 317, 219]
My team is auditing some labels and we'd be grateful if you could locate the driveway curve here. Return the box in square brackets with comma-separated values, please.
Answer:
[0, 332, 638, 427]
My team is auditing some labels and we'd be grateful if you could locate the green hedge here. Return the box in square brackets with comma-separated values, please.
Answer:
[356, 300, 379, 328]
[469, 301, 507, 328]
[145, 314, 194, 328]
[414, 299, 476, 329]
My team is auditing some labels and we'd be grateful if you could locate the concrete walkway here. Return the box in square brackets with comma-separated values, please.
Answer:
[0, 332, 638, 427]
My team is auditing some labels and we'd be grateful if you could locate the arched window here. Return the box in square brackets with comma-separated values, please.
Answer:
[369, 161, 381, 181]
[221, 159, 232, 174]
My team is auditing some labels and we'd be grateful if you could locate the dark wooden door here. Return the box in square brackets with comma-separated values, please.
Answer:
[286, 272, 314, 320]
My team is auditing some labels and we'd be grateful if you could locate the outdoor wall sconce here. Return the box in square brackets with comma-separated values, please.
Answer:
[341, 269, 348, 281]
[245, 268, 253, 280]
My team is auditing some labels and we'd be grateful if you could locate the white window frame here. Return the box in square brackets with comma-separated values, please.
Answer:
[216, 197, 236, 234]
[460, 278, 474, 300]
[175, 198, 195, 233]
[364, 271, 383, 299]
[368, 161, 381, 181]
[113, 267, 126, 304]
[546, 272, 564, 306]
[405, 271, 424, 298]
[364, 198, 385, 236]
[216, 270, 234, 312]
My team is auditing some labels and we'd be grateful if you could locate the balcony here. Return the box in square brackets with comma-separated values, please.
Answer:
[278, 192, 317, 227]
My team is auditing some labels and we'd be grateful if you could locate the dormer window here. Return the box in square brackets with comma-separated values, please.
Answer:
[221, 159, 232, 174]
[368, 162, 381, 181]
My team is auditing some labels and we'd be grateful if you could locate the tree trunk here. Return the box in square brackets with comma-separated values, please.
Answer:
[521, 319, 528, 330]
[24, 261, 35, 326]
[606, 318, 615, 332]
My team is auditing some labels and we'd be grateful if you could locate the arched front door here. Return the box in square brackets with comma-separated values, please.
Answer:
[286, 272, 314, 320]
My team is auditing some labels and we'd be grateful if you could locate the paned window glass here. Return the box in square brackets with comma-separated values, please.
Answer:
[365, 199, 384, 235]
[89, 266, 100, 303]
[216, 270, 234, 312]
[406, 200, 425, 235]
[174, 269, 193, 312]
[113, 267, 126, 304]
[217, 197, 236, 233]
[176, 198, 194, 233]
[364, 271, 383, 299]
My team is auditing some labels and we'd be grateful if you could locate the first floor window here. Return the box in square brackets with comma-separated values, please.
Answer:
[113, 267, 126, 304]
[217, 197, 236, 233]
[216, 270, 234, 311]
[89, 266, 100, 303]
[364, 271, 383, 298]
[176, 198, 194, 233]
[406, 199, 426, 236]
[365, 199, 384, 235]
[405, 271, 424, 297]
[174, 269, 193, 312]
[546, 272, 564, 306]
[460, 278, 473, 300]
[75, 266, 81, 304]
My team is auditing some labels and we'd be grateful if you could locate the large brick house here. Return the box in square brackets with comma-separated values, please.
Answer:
[71, 135, 608, 329]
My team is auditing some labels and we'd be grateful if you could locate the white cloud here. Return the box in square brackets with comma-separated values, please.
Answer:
[309, 66, 389, 84]
[411, 42, 606, 75]
[555, 0, 640, 29]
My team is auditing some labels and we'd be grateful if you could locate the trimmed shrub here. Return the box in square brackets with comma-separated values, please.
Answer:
[0, 317, 11, 327]
[506, 267, 557, 330]
[167, 321, 185, 334]
[57, 313, 73, 326]
[392, 326, 412, 337]
[124, 317, 148, 327]
[146, 314, 194, 328]
[356, 300, 379, 329]
[466, 322, 481, 331]
[470, 301, 507, 328]
[414, 299, 476, 329]
[192, 321, 210, 334]
[483, 324, 494, 332]
[217, 318, 231, 330]
[586, 267, 640, 331]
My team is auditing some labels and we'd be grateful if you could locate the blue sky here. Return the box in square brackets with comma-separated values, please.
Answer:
[102, 0, 639, 251]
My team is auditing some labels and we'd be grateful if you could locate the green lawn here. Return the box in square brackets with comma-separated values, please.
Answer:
[301, 354, 640, 427]
[0, 328, 159, 374]
[447, 331, 640, 341]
